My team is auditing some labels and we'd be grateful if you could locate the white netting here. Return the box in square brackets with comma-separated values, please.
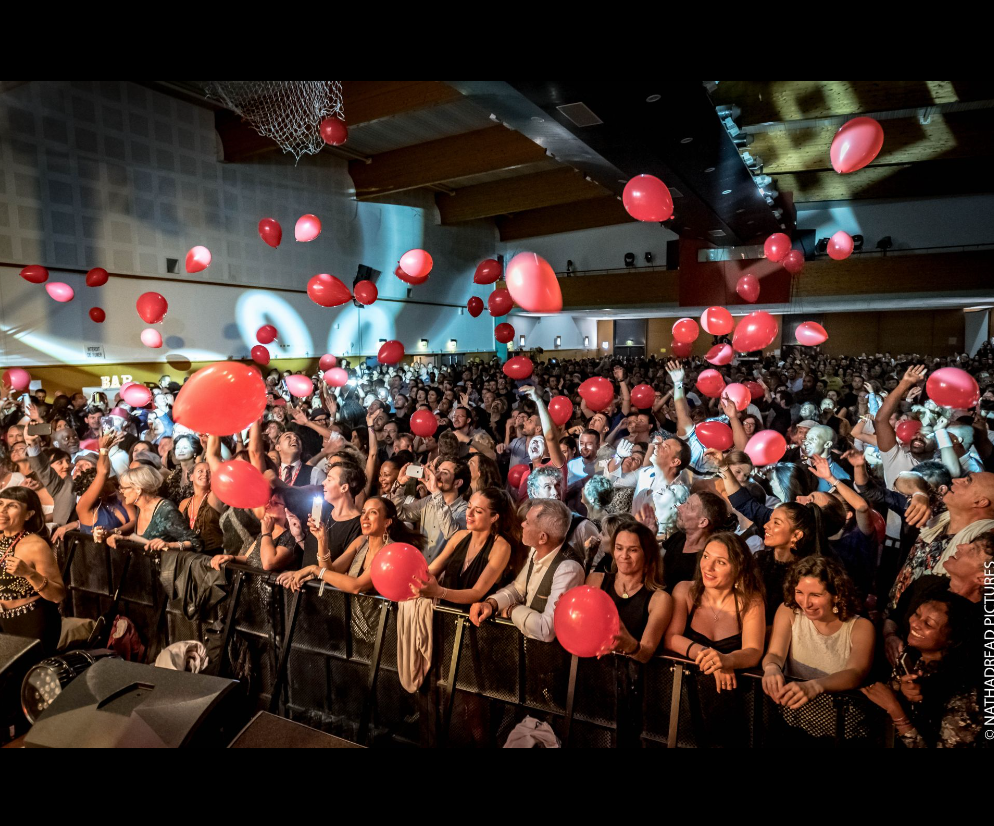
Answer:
[204, 81, 344, 162]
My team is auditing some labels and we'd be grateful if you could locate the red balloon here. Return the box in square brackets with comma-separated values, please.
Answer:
[251, 345, 270, 366]
[494, 323, 515, 344]
[354, 280, 378, 305]
[399, 249, 433, 280]
[410, 409, 438, 438]
[88, 307, 105, 323]
[258, 218, 282, 249]
[696, 369, 726, 399]
[85, 267, 108, 287]
[705, 343, 734, 366]
[378, 340, 405, 365]
[20, 265, 49, 284]
[554, 585, 621, 658]
[307, 273, 351, 307]
[868, 509, 886, 545]
[2, 368, 31, 391]
[630, 384, 655, 409]
[745, 430, 787, 466]
[670, 340, 693, 358]
[324, 367, 348, 387]
[744, 381, 765, 402]
[257, 325, 278, 344]
[782, 249, 805, 275]
[394, 264, 429, 286]
[185, 245, 211, 273]
[121, 383, 152, 408]
[488, 288, 513, 317]
[173, 362, 268, 436]
[548, 396, 574, 427]
[579, 376, 614, 411]
[212, 460, 272, 509]
[896, 419, 922, 444]
[140, 328, 163, 349]
[505, 252, 563, 314]
[926, 367, 980, 409]
[507, 464, 529, 489]
[722, 383, 751, 412]
[736, 274, 760, 303]
[136, 292, 168, 324]
[831, 117, 884, 174]
[295, 214, 321, 242]
[474, 259, 503, 284]
[319, 117, 348, 146]
[503, 356, 534, 380]
[827, 230, 854, 260]
[370, 542, 429, 602]
[622, 174, 674, 222]
[732, 311, 779, 353]
[319, 354, 337, 372]
[795, 321, 828, 347]
[764, 233, 791, 263]
[45, 282, 74, 303]
[700, 306, 733, 336]
[672, 317, 700, 344]
[467, 296, 484, 318]
[695, 421, 734, 451]
[286, 375, 314, 398]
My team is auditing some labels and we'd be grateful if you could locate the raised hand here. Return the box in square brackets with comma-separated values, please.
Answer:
[901, 365, 926, 385]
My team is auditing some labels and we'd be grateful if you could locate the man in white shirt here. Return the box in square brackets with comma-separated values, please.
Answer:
[566, 429, 600, 487]
[469, 499, 583, 643]
[276, 431, 326, 487]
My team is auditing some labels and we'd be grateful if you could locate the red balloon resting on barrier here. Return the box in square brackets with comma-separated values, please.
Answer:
[212, 460, 272, 509]
[554, 585, 621, 658]
[371, 542, 429, 602]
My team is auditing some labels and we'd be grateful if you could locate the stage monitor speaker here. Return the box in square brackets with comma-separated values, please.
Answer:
[796, 229, 817, 260]
[229, 712, 364, 748]
[24, 658, 239, 748]
[0, 635, 43, 739]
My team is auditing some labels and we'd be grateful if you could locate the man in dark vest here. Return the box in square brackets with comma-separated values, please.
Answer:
[469, 499, 584, 642]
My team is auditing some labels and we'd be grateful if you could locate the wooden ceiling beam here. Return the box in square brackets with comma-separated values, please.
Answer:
[350, 125, 549, 200]
[436, 168, 608, 224]
[497, 196, 634, 241]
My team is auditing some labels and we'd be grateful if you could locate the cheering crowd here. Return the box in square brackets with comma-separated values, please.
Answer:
[3, 342, 992, 747]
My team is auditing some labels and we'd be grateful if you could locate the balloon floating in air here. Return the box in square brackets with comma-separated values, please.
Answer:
[319, 354, 337, 372]
[88, 307, 105, 323]
[307, 273, 351, 308]
[141, 328, 163, 349]
[505, 252, 563, 313]
[578, 377, 614, 411]
[782, 249, 805, 275]
[256, 325, 278, 344]
[399, 249, 433, 280]
[503, 356, 534, 380]
[136, 292, 168, 324]
[706, 343, 734, 366]
[324, 368, 348, 387]
[494, 323, 515, 344]
[20, 265, 48, 284]
[701, 306, 733, 336]
[764, 233, 791, 263]
[474, 259, 503, 284]
[295, 214, 322, 242]
[378, 340, 405, 365]
[45, 282, 75, 303]
[732, 311, 779, 353]
[831, 117, 884, 174]
[622, 174, 674, 222]
[173, 362, 267, 436]
[672, 317, 700, 344]
[827, 230, 854, 260]
[286, 375, 314, 398]
[258, 218, 282, 249]
[354, 280, 378, 305]
[251, 345, 270, 366]
[319, 117, 348, 146]
[85, 267, 109, 287]
[488, 288, 513, 317]
[185, 245, 211, 273]
[467, 296, 484, 318]
[736, 274, 760, 303]
[795, 321, 828, 347]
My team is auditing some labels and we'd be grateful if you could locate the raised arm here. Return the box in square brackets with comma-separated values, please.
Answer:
[720, 396, 749, 451]
[76, 433, 116, 523]
[614, 365, 632, 416]
[809, 454, 873, 535]
[524, 386, 563, 468]
[666, 360, 694, 439]
[875, 365, 925, 452]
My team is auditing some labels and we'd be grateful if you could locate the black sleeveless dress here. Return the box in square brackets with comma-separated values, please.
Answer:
[600, 571, 652, 639]
[438, 532, 498, 607]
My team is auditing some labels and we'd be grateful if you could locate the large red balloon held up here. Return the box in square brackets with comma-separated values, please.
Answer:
[706, 344, 734, 366]
[744, 381, 765, 401]
[630, 384, 655, 409]
[258, 218, 282, 248]
[20, 265, 48, 284]
[488, 288, 513, 317]
[732, 311, 779, 353]
[764, 233, 791, 263]
[307, 273, 351, 307]
[409, 409, 438, 438]
[494, 323, 515, 344]
[286, 375, 314, 398]
[736, 274, 760, 303]
[695, 421, 734, 451]
[926, 367, 980, 409]
[467, 296, 484, 317]
[324, 367, 348, 387]
[85, 267, 108, 287]
[320, 117, 348, 146]
[622, 175, 674, 222]
[896, 419, 922, 444]
[795, 321, 828, 347]
[212, 460, 272, 509]
[579, 377, 614, 411]
[722, 383, 751, 412]
[548, 396, 573, 427]
[256, 325, 278, 344]
[827, 230, 854, 260]
[173, 362, 268, 436]
[2, 368, 31, 391]
[696, 369, 726, 399]
[503, 356, 534, 380]
[745, 430, 787, 466]
[505, 252, 563, 313]
[672, 317, 700, 344]
[354, 280, 378, 305]
[136, 292, 168, 324]
[554, 585, 621, 658]
[474, 259, 503, 284]
[370, 542, 429, 602]
[701, 306, 734, 336]
[378, 340, 405, 365]
[830, 117, 884, 174]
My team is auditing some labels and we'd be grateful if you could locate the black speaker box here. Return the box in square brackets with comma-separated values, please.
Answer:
[0, 635, 43, 739]
[229, 712, 364, 748]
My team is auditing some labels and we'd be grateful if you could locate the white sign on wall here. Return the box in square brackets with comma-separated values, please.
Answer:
[86, 346, 106, 360]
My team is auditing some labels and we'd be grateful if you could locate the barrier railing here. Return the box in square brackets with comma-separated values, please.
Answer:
[56, 533, 891, 747]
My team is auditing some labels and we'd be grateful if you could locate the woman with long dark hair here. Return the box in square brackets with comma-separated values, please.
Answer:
[0, 487, 66, 653]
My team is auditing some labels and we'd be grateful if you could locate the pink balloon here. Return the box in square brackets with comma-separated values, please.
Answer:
[630, 384, 655, 409]
[121, 383, 152, 408]
[827, 230, 854, 260]
[745, 430, 787, 466]
[896, 419, 922, 444]
[736, 274, 760, 303]
[399, 249, 433, 280]
[258, 218, 282, 248]
[136, 292, 168, 324]
[394, 264, 428, 286]
[45, 282, 74, 303]
[672, 317, 700, 344]
[320, 117, 348, 146]
[670, 340, 693, 358]
[212, 460, 272, 509]
[185, 245, 211, 273]
[504, 252, 563, 314]
[722, 383, 751, 412]
[324, 367, 348, 387]
[696, 369, 726, 399]
[701, 306, 733, 336]
[257, 325, 278, 344]
[251, 345, 270, 366]
[173, 362, 268, 436]
[295, 214, 322, 242]
[782, 249, 805, 275]
[705, 343, 734, 366]
[410, 409, 438, 438]
[764, 233, 791, 263]
[85, 267, 108, 287]
[474, 259, 503, 284]
[2, 368, 31, 391]
[695, 421, 734, 451]
[548, 396, 574, 427]
[494, 323, 515, 344]
[795, 321, 828, 347]
[89, 307, 106, 323]
[20, 265, 48, 284]
[141, 328, 163, 349]
[732, 311, 779, 353]
[579, 377, 614, 411]
[831, 117, 885, 174]
[467, 296, 484, 318]
[554, 585, 621, 658]
[307, 273, 351, 307]
[319, 354, 337, 372]
[502, 356, 534, 380]
[622, 175, 674, 222]
[378, 340, 405, 365]
[286, 374, 314, 398]
[371, 542, 429, 602]
[488, 288, 513, 317]
[926, 367, 980, 409]
[354, 280, 378, 305]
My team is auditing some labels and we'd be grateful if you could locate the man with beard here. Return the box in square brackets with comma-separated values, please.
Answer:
[657, 491, 730, 592]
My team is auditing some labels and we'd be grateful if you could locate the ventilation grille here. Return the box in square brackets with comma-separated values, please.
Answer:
[556, 102, 603, 127]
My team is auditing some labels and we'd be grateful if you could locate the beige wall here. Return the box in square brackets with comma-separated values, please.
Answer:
[816, 310, 964, 356]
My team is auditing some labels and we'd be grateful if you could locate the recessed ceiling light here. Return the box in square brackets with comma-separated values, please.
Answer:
[704, 167, 715, 173]
[617, 178, 627, 184]
[736, 208, 745, 213]
[722, 189, 732, 195]
[531, 116, 545, 122]
[646, 94, 661, 103]
[680, 137, 693, 144]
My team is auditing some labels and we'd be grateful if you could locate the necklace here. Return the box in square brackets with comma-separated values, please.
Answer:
[618, 576, 642, 600]
[188, 492, 207, 529]
[704, 590, 729, 623]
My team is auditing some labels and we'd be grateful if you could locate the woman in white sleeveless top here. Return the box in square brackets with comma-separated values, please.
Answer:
[762, 555, 875, 708]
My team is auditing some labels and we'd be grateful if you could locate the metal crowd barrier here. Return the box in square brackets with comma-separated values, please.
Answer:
[56, 533, 891, 747]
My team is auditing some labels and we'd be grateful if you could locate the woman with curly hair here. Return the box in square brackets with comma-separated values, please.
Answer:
[761, 554, 874, 709]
